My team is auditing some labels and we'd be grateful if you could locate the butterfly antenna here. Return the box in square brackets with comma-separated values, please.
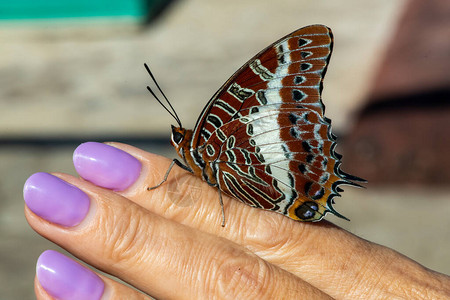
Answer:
[146, 86, 181, 127]
[144, 63, 182, 128]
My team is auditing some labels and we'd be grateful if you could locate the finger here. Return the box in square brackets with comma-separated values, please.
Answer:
[34, 250, 149, 300]
[24, 172, 330, 299]
[73, 142, 265, 229]
[76, 142, 447, 299]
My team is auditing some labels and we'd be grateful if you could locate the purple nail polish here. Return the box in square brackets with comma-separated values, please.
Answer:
[73, 142, 141, 191]
[24, 173, 90, 227]
[37, 250, 104, 300]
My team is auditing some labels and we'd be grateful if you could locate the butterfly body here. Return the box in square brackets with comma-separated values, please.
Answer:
[152, 25, 363, 223]
[170, 126, 215, 185]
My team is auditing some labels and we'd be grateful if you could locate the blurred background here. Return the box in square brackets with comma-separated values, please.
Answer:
[1, 0, 449, 297]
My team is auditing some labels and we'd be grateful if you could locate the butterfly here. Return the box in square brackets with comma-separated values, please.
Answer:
[146, 24, 364, 226]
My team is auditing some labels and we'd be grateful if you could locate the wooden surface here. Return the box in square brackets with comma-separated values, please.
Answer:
[0, 0, 405, 138]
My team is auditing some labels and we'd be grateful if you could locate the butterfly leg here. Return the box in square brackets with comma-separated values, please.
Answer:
[147, 159, 192, 191]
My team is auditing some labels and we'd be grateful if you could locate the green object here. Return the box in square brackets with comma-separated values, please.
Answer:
[0, 0, 149, 20]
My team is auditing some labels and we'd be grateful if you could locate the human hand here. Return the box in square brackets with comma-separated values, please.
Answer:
[24, 142, 450, 299]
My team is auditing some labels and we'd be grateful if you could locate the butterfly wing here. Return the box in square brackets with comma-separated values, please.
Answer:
[193, 25, 363, 221]
[191, 25, 331, 147]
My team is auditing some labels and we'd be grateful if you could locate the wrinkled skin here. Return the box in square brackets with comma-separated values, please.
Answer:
[27, 143, 450, 300]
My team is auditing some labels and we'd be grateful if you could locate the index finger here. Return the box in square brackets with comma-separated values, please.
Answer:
[75, 142, 449, 299]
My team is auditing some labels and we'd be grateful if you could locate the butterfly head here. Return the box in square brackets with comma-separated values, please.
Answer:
[170, 125, 185, 147]
[170, 125, 193, 150]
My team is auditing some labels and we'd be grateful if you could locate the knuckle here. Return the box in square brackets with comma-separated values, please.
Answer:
[214, 249, 274, 299]
[245, 212, 304, 253]
[96, 202, 148, 265]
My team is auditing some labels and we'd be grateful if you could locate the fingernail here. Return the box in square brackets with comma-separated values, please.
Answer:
[73, 142, 141, 191]
[24, 172, 90, 227]
[37, 250, 104, 300]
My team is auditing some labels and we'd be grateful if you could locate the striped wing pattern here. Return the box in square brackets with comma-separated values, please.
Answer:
[187, 25, 362, 221]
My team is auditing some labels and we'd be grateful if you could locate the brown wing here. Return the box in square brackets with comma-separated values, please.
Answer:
[191, 25, 332, 148]
[193, 25, 364, 221]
